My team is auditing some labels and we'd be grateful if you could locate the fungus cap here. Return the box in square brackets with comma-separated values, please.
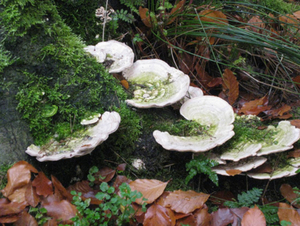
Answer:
[84, 45, 106, 63]
[212, 156, 267, 176]
[26, 111, 121, 161]
[80, 113, 102, 125]
[181, 86, 204, 104]
[95, 40, 134, 73]
[123, 59, 190, 108]
[256, 121, 300, 156]
[153, 96, 235, 152]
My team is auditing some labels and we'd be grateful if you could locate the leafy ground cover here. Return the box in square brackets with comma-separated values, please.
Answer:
[2, 161, 300, 225]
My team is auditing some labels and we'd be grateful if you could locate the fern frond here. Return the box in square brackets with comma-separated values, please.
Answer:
[224, 187, 263, 208]
[119, 0, 145, 14]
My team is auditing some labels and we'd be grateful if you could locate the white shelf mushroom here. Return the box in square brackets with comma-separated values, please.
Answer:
[123, 59, 190, 108]
[153, 96, 235, 152]
[26, 111, 121, 161]
[84, 40, 134, 73]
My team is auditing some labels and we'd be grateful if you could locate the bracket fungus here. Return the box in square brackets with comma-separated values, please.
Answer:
[123, 59, 190, 108]
[26, 111, 121, 161]
[84, 40, 134, 73]
[153, 96, 235, 152]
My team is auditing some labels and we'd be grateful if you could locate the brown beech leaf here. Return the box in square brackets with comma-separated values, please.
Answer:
[211, 207, 234, 226]
[247, 16, 265, 32]
[1, 161, 38, 197]
[43, 200, 77, 222]
[293, 76, 300, 88]
[51, 175, 73, 202]
[230, 207, 250, 220]
[222, 69, 239, 105]
[167, 0, 185, 25]
[132, 202, 146, 224]
[287, 149, 300, 158]
[280, 184, 300, 208]
[32, 172, 53, 197]
[67, 180, 92, 194]
[8, 186, 27, 203]
[42, 219, 59, 226]
[279, 14, 298, 26]
[239, 96, 271, 115]
[198, 9, 228, 24]
[278, 203, 300, 225]
[25, 182, 40, 207]
[0, 199, 27, 216]
[210, 190, 235, 207]
[163, 190, 210, 214]
[143, 203, 173, 226]
[14, 211, 38, 226]
[176, 207, 211, 226]
[0, 214, 20, 224]
[241, 205, 266, 226]
[290, 119, 300, 129]
[130, 179, 168, 204]
[139, 6, 152, 27]
[264, 104, 292, 119]
[248, 162, 273, 174]
[293, 11, 300, 19]
[113, 175, 132, 194]
[225, 169, 242, 176]
[116, 163, 126, 172]
[94, 167, 116, 183]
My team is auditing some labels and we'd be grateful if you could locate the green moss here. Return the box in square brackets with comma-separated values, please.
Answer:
[0, 163, 13, 198]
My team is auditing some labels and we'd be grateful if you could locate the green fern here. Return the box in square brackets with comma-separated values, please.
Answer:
[119, 0, 144, 14]
[185, 154, 219, 186]
[261, 204, 279, 225]
[115, 9, 135, 23]
[224, 187, 263, 208]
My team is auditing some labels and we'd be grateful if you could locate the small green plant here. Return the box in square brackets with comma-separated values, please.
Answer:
[224, 187, 263, 208]
[71, 182, 146, 225]
[185, 154, 219, 186]
[29, 207, 50, 225]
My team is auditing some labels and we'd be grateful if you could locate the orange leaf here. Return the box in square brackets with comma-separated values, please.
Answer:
[7, 186, 27, 203]
[290, 119, 300, 129]
[32, 172, 53, 197]
[211, 207, 234, 226]
[25, 182, 40, 207]
[280, 184, 300, 208]
[198, 9, 228, 25]
[129, 179, 168, 204]
[143, 203, 173, 226]
[278, 203, 300, 225]
[247, 16, 265, 32]
[279, 14, 298, 25]
[14, 211, 38, 226]
[1, 161, 38, 197]
[222, 69, 239, 105]
[163, 190, 210, 214]
[239, 96, 271, 115]
[167, 0, 185, 25]
[293, 11, 300, 19]
[210, 190, 235, 207]
[121, 80, 129, 89]
[293, 76, 300, 88]
[0, 198, 27, 216]
[176, 207, 211, 226]
[94, 167, 116, 183]
[225, 169, 242, 176]
[43, 200, 77, 222]
[139, 6, 152, 27]
[51, 175, 73, 202]
[241, 205, 266, 226]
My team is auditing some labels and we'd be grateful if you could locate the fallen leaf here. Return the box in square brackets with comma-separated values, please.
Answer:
[264, 104, 292, 119]
[211, 207, 234, 226]
[51, 175, 73, 202]
[8, 186, 27, 203]
[0, 214, 21, 224]
[225, 169, 242, 176]
[210, 190, 235, 207]
[290, 119, 300, 129]
[1, 161, 38, 197]
[167, 0, 185, 25]
[94, 167, 116, 183]
[116, 163, 126, 172]
[129, 179, 168, 204]
[176, 207, 211, 226]
[287, 149, 300, 158]
[279, 14, 298, 25]
[248, 162, 273, 174]
[241, 205, 266, 226]
[293, 11, 300, 19]
[197, 9, 228, 25]
[32, 172, 53, 197]
[292, 76, 300, 88]
[0, 199, 27, 216]
[43, 200, 77, 222]
[113, 175, 132, 194]
[25, 182, 40, 207]
[277, 203, 300, 225]
[14, 211, 38, 226]
[247, 16, 265, 33]
[163, 190, 210, 214]
[143, 203, 173, 226]
[121, 80, 129, 89]
[239, 96, 271, 115]
[230, 207, 249, 221]
[139, 6, 152, 27]
[280, 184, 300, 208]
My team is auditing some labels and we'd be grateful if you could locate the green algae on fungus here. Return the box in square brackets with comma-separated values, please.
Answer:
[123, 59, 190, 108]
[26, 111, 121, 162]
[153, 96, 235, 152]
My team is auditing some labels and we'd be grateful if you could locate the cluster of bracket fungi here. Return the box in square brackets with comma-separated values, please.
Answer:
[26, 41, 300, 181]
